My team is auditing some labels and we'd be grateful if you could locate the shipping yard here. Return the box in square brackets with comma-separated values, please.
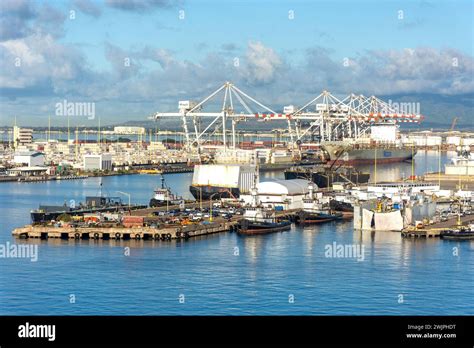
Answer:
[2, 83, 474, 242]
[1, 0, 473, 344]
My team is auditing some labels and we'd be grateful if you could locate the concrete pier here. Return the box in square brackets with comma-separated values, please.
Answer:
[12, 221, 237, 241]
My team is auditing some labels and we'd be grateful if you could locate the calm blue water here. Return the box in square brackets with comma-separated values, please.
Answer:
[0, 151, 473, 315]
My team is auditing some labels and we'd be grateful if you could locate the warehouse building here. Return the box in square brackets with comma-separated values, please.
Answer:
[13, 151, 45, 167]
[83, 153, 113, 171]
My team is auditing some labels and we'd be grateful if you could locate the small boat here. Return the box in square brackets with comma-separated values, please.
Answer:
[296, 210, 343, 225]
[440, 226, 474, 240]
[149, 176, 183, 207]
[237, 205, 291, 235]
[329, 199, 354, 212]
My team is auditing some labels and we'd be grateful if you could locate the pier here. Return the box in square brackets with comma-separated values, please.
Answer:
[12, 205, 302, 241]
[401, 215, 474, 238]
[12, 220, 237, 241]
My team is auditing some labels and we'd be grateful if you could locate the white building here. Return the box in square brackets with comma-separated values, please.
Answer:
[7, 166, 48, 177]
[13, 126, 33, 148]
[240, 179, 313, 210]
[13, 151, 45, 167]
[83, 153, 113, 171]
[113, 126, 145, 135]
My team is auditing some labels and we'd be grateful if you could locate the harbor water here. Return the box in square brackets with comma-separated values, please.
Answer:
[0, 151, 473, 315]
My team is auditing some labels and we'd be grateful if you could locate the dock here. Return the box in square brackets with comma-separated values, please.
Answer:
[12, 220, 237, 241]
[401, 215, 474, 238]
[11, 208, 303, 241]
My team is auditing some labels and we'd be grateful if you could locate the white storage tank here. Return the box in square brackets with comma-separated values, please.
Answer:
[446, 136, 461, 146]
[408, 135, 426, 147]
[426, 136, 442, 146]
[462, 138, 474, 146]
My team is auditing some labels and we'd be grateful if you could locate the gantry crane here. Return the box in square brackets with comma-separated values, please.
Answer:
[151, 81, 424, 151]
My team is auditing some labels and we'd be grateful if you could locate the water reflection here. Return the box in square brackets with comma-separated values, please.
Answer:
[357, 150, 453, 182]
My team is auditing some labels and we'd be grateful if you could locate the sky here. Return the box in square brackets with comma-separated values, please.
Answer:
[0, 0, 473, 127]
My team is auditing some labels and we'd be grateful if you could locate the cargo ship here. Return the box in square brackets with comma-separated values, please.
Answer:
[284, 165, 370, 188]
[30, 196, 147, 223]
[321, 123, 416, 165]
[322, 142, 415, 165]
[212, 148, 321, 172]
[189, 164, 256, 200]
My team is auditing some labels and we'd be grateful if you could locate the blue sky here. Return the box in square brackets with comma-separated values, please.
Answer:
[0, 0, 473, 126]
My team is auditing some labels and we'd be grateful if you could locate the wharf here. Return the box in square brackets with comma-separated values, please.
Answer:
[12, 208, 302, 241]
[12, 220, 237, 241]
[401, 215, 474, 238]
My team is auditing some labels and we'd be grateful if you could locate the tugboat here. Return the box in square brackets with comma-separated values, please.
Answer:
[440, 201, 474, 240]
[236, 183, 291, 235]
[149, 175, 184, 207]
[440, 226, 474, 240]
[296, 183, 343, 225]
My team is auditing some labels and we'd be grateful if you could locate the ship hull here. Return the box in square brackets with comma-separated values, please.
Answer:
[296, 211, 343, 225]
[323, 144, 415, 165]
[237, 220, 291, 235]
[329, 200, 354, 212]
[30, 205, 147, 223]
[284, 170, 370, 188]
[149, 199, 182, 207]
[189, 185, 240, 200]
[440, 230, 474, 240]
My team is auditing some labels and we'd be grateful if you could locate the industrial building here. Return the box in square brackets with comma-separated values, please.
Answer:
[13, 151, 45, 167]
[83, 153, 113, 171]
[7, 166, 48, 177]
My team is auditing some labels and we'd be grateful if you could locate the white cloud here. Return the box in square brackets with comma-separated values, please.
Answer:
[242, 41, 282, 85]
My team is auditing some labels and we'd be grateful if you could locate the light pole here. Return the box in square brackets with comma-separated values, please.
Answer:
[117, 191, 131, 214]
[209, 192, 219, 222]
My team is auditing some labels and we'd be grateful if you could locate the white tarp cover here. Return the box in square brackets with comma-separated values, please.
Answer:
[374, 210, 404, 231]
[362, 209, 374, 230]
[353, 206, 362, 229]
